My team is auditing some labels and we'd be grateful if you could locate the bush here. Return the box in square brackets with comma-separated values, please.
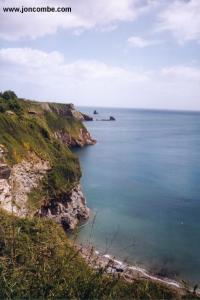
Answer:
[2, 90, 17, 100]
[8, 99, 22, 113]
[0, 90, 22, 114]
[0, 105, 5, 113]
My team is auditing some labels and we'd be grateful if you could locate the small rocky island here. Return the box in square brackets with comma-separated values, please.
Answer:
[84, 109, 116, 122]
[96, 116, 116, 121]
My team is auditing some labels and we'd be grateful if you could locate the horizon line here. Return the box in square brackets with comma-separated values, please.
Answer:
[76, 104, 200, 114]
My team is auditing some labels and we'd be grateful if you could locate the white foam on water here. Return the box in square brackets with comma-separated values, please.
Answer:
[102, 252, 181, 289]
[128, 266, 181, 288]
[103, 254, 111, 259]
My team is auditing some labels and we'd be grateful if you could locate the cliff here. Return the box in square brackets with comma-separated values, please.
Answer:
[0, 91, 94, 229]
[0, 91, 196, 299]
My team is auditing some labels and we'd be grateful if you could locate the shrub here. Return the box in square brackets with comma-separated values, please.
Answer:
[2, 90, 17, 100]
[0, 105, 5, 113]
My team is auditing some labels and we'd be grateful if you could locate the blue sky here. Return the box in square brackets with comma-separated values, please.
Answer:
[0, 0, 200, 110]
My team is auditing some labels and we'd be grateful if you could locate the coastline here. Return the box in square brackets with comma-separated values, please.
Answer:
[73, 242, 199, 296]
[74, 110, 200, 295]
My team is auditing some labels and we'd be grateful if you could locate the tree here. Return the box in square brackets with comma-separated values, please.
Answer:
[2, 90, 17, 100]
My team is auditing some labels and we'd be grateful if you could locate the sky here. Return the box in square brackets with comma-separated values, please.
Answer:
[0, 0, 200, 110]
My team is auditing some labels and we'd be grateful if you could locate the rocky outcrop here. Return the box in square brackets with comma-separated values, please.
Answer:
[96, 116, 116, 121]
[0, 164, 11, 179]
[37, 102, 96, 145]
[0, 179, 12, 212]
[55, 128, 96, 147]
[36, 184, 90, 230]
[40, 102, 93, 122]
[0, 98, 94, 230]
[82, 113, 93, 121]
[0, 144, 7, 160]
[0, 145, 13, 212]
[0, 145, 90, 230]
[0, 150, 50, 216]
[10, 153, 50, 216]
[109, 116, 116, 121]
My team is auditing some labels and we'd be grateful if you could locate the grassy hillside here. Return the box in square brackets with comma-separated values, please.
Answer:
[0, 91, 85, 212]
[0, 210, 181, 299]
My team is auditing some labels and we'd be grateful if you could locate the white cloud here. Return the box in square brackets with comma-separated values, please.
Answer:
[0, 48, 64, 67]
[158, 0, 200, 44]
[0, 47, 200, 110]
[128, 36, 161, 48]
[0, 47, 149, 87]
[162, 65, 200, 81]
[0, 0, 151, 40]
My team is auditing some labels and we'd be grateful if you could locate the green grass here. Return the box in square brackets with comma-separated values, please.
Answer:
[0, 210, 182, 299]
[0, 95, 83, 212]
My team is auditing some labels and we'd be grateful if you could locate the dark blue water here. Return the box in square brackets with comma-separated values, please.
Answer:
[74, 108, 200, 284]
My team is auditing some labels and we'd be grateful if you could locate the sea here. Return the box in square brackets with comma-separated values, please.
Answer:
[73, 107, 200, 285]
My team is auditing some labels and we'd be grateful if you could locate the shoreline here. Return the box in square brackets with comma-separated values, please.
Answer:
[74, 242, 199, 296]
[74, 119, 200, 297]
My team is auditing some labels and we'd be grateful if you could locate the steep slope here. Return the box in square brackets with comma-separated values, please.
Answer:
[0, 91, 95, 229]
[0, 210, 181, 299]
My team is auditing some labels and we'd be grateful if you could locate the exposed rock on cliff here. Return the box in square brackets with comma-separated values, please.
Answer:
[36, 184, 89, 230]
[55, 128, 96, 147]
[41, 102, 92, 122]
[11, 153, 50, 216]
[0, 148, 90, 230]
[0, 164, 11, 179]
[0, 150, 50, 216]
[0, 145, 12, 212]
[0, 94, 93, 230]
[0, 159, 90, 231]
[82, 113, 93, 121]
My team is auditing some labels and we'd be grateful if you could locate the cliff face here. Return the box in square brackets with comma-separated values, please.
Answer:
[0, 148, 50, 216]
[54, 128, 95, 147]
[40, 102, 96, 147]
[36, 184, 90, 230]
[0, 94, 94, 230]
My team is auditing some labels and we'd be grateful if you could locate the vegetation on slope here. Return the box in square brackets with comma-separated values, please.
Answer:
[0, 91, 84, 211]
[0, 91, 197, 299]
[0, 210, 181, 299]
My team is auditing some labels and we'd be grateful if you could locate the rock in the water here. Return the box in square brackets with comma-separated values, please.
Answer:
[109, 116, 116, 121]
[93, 110, 98, 115]
[82, 113, 93, 121]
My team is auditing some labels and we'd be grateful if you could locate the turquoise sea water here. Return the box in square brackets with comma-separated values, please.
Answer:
[74, 107, 200, 284]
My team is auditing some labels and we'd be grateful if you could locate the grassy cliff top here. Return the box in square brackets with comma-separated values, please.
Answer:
[0, 90, 84, 164]
[0, 91, 86, 211]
